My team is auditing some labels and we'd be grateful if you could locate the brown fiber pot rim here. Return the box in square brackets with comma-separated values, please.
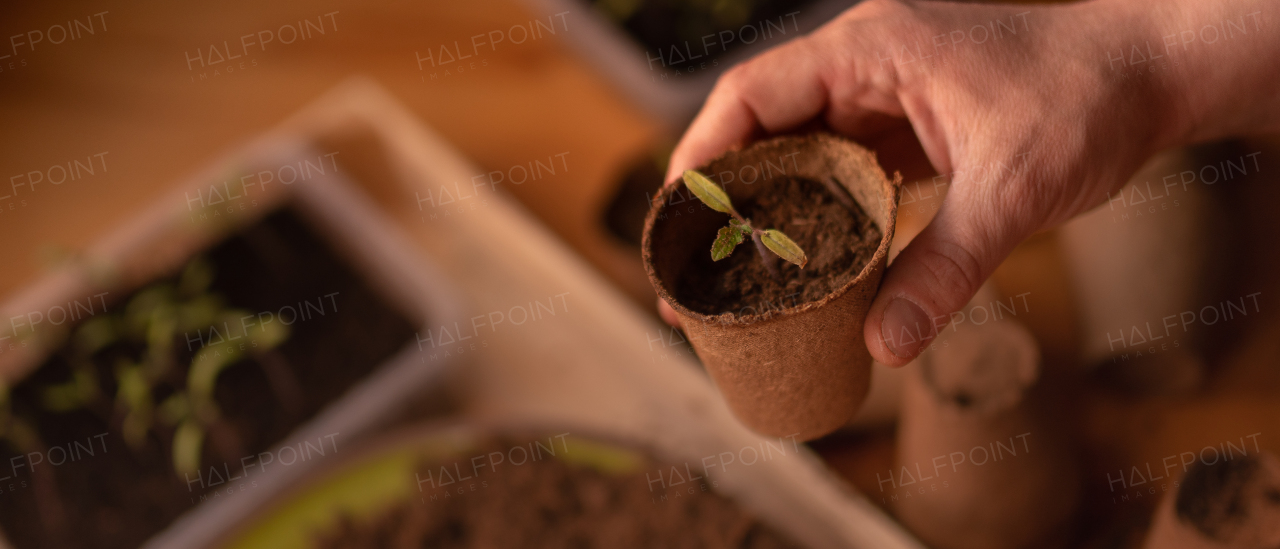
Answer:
[641, 133, 901, 327]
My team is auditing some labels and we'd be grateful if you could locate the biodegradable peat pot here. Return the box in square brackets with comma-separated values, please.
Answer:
[642, 133, 899, 441]
[1059, 145, 1233, 394]
[892, 302, 1080, 549]
[1144, 452, 1280, 549]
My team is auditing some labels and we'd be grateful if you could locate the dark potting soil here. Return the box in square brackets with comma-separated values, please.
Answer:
[676, 176, 882, 317]
[316, 438, 802, 549]
[1175, 453, 1265, 539]
[0, 208, 417, 549]
[603, 151, 666, 247]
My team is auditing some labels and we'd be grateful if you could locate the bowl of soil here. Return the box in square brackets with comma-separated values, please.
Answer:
[642, 133, 899, 441]
[218, 421, 804, 549]
[0, 140, 463, 549]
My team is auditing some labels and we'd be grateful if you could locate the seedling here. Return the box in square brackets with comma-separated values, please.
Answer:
[682, 169, 808, 279]
[164, 306, 290, 476]
[26, 255, 300, 479]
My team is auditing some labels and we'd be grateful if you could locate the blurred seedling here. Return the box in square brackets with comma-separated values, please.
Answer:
[682, 169, 808, 280]
[33, 256, 300, 479]
[159, 301, 290, 477]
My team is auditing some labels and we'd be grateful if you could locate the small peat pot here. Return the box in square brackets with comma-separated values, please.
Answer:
[1144, 451, 1280, 549]
[642, 133, 899, 441]
[892, 308, 1080, 549]
[0, 139, 462, 549]
[218, 421, 805, 548]
[1059, 145, 1233, 395]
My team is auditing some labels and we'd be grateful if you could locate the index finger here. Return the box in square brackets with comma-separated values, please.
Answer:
[665, 36, 834, 184]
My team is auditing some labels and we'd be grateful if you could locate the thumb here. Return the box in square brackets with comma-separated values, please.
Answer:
[863, 176, 1036, 366]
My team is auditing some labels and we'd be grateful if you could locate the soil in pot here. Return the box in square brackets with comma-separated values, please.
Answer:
[315, 436, 801, 549]
[1143, 451, 1280, 548]
[676, 175, 882, 316]
[0, 207, 417, 549]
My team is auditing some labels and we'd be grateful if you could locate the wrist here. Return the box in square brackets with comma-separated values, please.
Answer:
[1064, 0, 1191, 154]
[1086, 0, 1279, 147]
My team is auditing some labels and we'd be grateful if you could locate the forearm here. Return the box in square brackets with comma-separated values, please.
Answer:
[1097, 0, 1280, 146]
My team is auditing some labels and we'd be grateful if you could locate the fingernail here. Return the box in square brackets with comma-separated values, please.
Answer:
[881, 298, 933, 359]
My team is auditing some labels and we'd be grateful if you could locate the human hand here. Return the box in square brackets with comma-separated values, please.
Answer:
[658, 0, 1278, 366]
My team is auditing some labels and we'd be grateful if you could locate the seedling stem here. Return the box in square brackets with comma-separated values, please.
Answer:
[682, 169, 808, 279]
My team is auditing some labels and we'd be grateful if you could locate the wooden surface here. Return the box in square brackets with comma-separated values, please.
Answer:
[4, 0, 1280, 546]
[0, 0, 660, 306]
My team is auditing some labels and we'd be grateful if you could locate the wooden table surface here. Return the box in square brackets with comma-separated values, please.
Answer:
[3, 1, 1280, 547]
[0, 0, 659, 304]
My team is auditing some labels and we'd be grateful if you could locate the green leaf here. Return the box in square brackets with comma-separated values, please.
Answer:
[682, 170, 735, 215]
[761, 229, 809, 268]
[222, 308, 254, 338]
[173, 419, 204, 476]
[158, 393, 191, 426]
[74, 316, 118, 357]
[711, 223, 747, 261]
[41, 384, 83, 412]
[115, 362, 152, 414]
[177, 294, 224, 332]
[243, 312, 290, 350]
[146, 302, 177, 364]
[118, 366, 155, 450]
[178, 257, 215, 298]
[556, 437, 644, 475]
[188, 343, 245, 401]
[41, 368, 97, 413]
[125, 285, 175, 339]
